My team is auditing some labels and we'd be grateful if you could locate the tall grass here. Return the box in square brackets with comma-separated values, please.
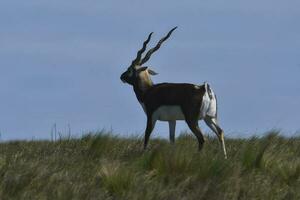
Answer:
[0, 131, 299, 199]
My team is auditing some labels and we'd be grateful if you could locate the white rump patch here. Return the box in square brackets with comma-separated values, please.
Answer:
[200, 84, 217, 118]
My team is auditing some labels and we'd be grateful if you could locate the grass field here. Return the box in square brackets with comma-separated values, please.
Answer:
[0, 131, 299, 200]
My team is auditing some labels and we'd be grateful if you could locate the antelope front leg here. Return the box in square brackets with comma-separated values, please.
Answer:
[143, 117, 156, 150]
[168, 120, 176, 144]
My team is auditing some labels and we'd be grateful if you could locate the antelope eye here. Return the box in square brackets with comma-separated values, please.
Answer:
[127, 68, 133, 77]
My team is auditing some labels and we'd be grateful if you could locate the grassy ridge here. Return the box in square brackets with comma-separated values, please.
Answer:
[0, 131, 299, 200]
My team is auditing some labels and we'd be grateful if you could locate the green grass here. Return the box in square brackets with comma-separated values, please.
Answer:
[0, 131, 299, 200]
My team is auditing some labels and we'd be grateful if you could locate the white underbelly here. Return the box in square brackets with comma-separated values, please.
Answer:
[152, 105, 214, 121]
[152, 106, 185, 121]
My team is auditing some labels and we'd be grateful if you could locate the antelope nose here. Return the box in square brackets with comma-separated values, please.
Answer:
[120, 74, 126, 83]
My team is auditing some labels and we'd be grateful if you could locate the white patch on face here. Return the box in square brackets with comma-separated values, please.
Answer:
[152, 106, 185, 121]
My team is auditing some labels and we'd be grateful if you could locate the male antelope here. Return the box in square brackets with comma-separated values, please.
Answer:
[120, 27, 227, 158]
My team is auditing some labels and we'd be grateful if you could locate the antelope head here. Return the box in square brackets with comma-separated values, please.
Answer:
[120, 27, 177, 89]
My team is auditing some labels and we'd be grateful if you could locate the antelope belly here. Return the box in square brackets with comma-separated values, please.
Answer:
[153, 106, 185, 121]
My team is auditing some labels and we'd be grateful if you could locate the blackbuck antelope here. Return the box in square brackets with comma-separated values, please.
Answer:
[120, 27, 227, 158]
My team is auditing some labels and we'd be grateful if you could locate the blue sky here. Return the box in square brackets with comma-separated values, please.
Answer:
[0, 0, 299, 140]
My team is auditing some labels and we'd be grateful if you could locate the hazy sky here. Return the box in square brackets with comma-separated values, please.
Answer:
[1, 0, 299, 140]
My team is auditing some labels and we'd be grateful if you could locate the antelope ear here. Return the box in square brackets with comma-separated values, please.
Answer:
[148, 69, 158, 75]
[136, 66, 148, 73]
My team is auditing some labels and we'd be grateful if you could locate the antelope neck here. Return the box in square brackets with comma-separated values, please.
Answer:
[133, 73, 153, 103]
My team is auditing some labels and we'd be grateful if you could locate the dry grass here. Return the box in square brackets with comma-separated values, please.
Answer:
[0, 131, 299, 200]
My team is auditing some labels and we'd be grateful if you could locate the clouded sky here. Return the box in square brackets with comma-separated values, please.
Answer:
[1, 0, 299, 140]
